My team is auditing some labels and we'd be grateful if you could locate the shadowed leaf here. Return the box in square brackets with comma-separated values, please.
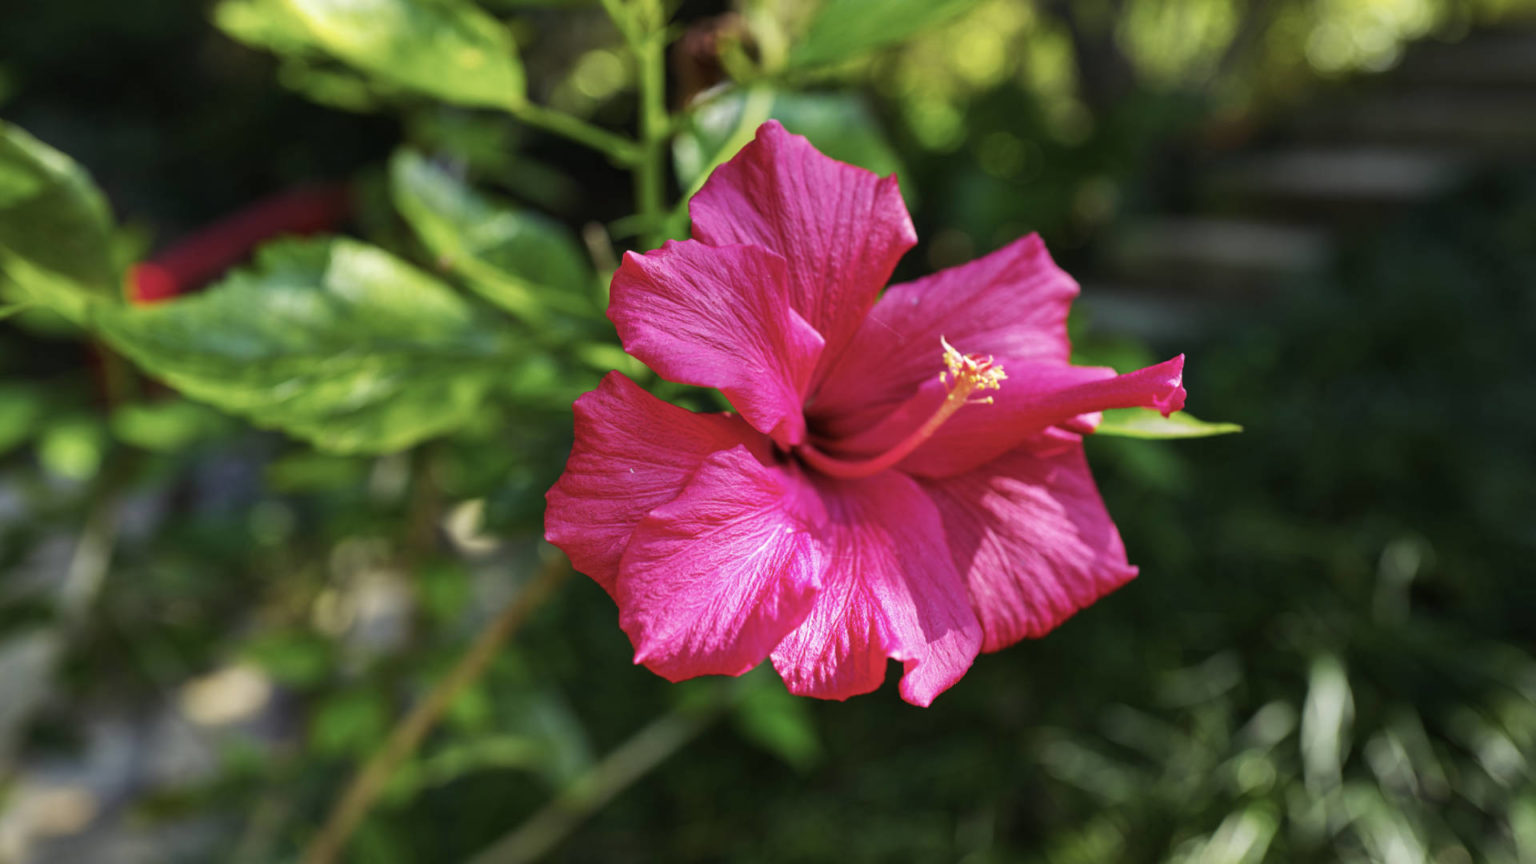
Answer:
[0, 122, 119, 322]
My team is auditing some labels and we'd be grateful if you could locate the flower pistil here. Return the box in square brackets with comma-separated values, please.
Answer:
[796, 338, 1005, 480]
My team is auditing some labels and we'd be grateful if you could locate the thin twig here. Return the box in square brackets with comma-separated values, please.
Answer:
[300, 557, 570, 864]
[467, 702, 725, 864]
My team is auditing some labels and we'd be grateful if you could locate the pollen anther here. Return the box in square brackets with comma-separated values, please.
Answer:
[939, 335, 1007, 396]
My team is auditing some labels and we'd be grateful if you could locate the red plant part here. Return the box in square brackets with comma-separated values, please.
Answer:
[125, 183, 352, 304]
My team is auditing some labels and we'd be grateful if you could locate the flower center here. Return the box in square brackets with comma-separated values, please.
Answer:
[796, 338, 1006, 479]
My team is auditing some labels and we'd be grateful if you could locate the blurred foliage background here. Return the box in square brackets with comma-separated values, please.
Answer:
[3, 0, 1536, 861]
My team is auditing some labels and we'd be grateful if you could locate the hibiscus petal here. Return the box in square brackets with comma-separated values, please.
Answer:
[616, 447, 825, 681]
[770, 471, 982, 707]
[544, 372, 767, 594]
[689, 120, 915, 379]
[812, 234, 1078, 437]
[825, 355, 1186, 478]
[919, 431, 1138, 652]
[609, 240, 824, 447]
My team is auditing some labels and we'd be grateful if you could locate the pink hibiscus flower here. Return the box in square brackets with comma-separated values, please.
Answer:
[546, 121, 1185, 706]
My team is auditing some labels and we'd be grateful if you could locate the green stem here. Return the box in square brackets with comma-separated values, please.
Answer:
[513, 102, 641, 165]
[639, 7, 669, 247]
[606, 0, 671, 249]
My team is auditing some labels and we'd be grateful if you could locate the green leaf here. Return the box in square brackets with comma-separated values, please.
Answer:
[94, 237, 518, 454]
[215, 0, 324, 55]
[110, 399, 236, 452]
[389, 150, 593, 322]
[787, 0, 985, 70]
[0, 121, 119, 322]
[1094, 408, 1243, 439]
[38, 415, 108, 481]
[0, 302, 31, 320]
[282, 0, 526, 110]
[731, 667, 820, 770]
[218, 0, 396, 112]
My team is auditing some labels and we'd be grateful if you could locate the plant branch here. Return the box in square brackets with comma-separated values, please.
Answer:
[300, 556, 571, 864]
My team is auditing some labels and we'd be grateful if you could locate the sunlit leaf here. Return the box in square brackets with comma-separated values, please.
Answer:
[218, 0, 396, 111]
[389, 149, 593, 322]
[215, 0, 323, 55]
[786, 0, 986, 70]
[94, 237, 519, 454]
[282, 0, 526, 110]
[0, 121, 119, 322]
[1095, 408, 1243, 439]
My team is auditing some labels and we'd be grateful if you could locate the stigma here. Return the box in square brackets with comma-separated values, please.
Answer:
[939, 336, 1006, 404]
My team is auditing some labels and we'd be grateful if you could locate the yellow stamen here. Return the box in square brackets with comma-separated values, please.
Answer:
[797, 338, 1005, 479]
